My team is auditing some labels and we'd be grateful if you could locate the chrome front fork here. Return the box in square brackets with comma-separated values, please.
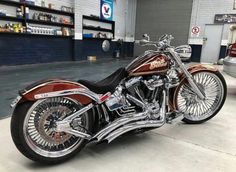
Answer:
[168, 48, 205, 100]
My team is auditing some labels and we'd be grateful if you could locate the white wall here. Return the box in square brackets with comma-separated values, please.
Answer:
[74, 0, 100, 40]
[124, 0, 137, 42]
[74, 0, 137, 42]
[189, 0, 235, 45]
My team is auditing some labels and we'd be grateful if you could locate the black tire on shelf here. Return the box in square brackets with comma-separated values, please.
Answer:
[10, 101, 93, 164]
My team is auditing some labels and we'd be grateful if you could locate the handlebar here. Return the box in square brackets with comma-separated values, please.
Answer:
[137, 34, 174, 50]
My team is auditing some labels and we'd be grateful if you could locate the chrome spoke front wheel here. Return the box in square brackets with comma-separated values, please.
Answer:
[177, 72, 225, 121]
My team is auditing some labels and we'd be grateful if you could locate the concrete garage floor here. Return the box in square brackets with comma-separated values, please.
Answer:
[0, 59, 236, 172]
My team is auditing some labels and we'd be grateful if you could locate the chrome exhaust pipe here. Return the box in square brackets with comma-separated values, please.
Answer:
[103, 90, 166, 143]
[92, 111, 148, 142]
[104, 119, 165, 143]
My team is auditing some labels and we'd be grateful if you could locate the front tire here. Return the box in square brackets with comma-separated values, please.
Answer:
[11, 97, 93, 164]
[175, 71, 227, 124]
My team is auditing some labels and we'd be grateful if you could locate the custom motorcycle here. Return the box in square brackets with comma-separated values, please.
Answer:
[10, 34, 227, 164]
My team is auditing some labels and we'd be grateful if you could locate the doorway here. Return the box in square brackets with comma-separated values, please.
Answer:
[201, 25, 223, 63]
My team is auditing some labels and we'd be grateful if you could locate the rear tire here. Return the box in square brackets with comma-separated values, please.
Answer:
[11, 98, 93, 164]
[175, 71, 227, 124]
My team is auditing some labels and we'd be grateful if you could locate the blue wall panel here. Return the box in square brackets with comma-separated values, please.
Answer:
[190, 45, 202, 62]
[219, 46, 227, 59]
[74, 39, 134, 61]
[0, 35, 73, 66]
[190, 45, 227, 62]
[0, 35, 134, 66]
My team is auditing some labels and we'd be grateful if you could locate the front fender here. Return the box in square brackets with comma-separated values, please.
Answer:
[180, 64, 218, 80]
[15, 79, 93, 106]
[187, 63, 218, 72]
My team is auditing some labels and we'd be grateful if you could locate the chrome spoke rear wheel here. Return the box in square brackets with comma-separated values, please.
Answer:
[177, 72, 225, 122]
[23, 97, 89, 158]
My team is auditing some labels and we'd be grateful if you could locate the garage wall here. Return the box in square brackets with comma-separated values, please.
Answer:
[189, 0, 235, 61]
[74, 0, 137, 41]
[73, 0, 137, 60]
[190, 0, 235, 41]
[0, 0, 137, 66]
[0, 0, 74, 66]
[0, 35, 73, 66]
[134, 0, 193, 56]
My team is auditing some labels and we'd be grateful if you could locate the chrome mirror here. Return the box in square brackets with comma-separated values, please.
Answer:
[139, 39, 149, 46]
[102, 40, 110, 52]
[143, 34, 150, 41]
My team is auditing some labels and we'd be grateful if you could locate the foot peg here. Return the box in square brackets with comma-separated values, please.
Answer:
[166, 111, 182, 124]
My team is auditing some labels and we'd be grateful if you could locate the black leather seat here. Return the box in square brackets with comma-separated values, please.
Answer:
[78, 68, 128, 94]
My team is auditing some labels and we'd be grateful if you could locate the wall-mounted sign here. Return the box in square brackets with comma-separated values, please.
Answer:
[215, 14, 236, 24]
[101, 0, 113, 21]
[191, 26, 200, 37]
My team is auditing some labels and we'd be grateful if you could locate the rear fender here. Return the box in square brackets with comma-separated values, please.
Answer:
[15, 79, 101, 106]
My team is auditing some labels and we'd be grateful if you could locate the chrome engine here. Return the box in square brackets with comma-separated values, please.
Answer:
[105, 86, 127, 111]
[105, 75, 165, 119]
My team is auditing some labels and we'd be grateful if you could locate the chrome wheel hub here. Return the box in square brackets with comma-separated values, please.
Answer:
[181, 83, 205, 106]
[37, 107, 72, 145]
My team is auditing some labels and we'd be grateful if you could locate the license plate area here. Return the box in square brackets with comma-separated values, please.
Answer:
[11, 96, 22, 108]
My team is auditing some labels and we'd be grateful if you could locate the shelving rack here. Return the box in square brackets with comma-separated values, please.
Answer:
[0, 0, 74, 37]
[26, 19, 74, 28]
[0, 31, 73, 38]
[0, 15, 24, 22]
[82, 15, 115, 40]
[26, 3, 74, 17]
[0, 0, 23, 7]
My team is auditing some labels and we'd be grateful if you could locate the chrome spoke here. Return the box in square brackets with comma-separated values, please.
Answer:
[177, 72, 224, 121]
[23, 97, 88, 158]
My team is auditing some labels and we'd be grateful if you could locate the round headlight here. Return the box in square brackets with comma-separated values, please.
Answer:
[175, 45, 192, 60]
